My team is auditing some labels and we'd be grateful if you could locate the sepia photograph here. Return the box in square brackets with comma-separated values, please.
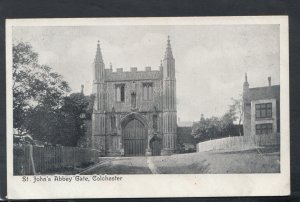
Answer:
[6, 17, 290, 198]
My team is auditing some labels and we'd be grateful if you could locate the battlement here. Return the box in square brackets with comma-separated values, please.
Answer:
[104, 66, 162, 82]
[105, 66, 159, 74]
[116, 68, 123, 73]
[130, 67, 137, 72]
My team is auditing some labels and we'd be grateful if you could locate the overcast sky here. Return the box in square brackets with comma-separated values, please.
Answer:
[12, 25, 279, 122]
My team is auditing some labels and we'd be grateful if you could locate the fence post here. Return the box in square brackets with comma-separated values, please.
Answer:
[73, 147, 76, 169]
[29, 145, 36, 175]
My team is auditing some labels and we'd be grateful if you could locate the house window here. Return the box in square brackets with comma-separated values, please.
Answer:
[115, 84, 125, 102]
[256, 124, 273, 135]
[255, 103, 272, 119]
[143, 83, 153, 100]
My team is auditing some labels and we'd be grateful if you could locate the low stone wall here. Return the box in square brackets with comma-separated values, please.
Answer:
[196, 133, 280, 152]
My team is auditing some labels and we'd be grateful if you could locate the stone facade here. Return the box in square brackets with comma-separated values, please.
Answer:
[243, 74, 280, 137]
[91, 37, 177, 156]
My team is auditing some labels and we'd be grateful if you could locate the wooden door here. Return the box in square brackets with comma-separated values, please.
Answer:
[123, 119, 147, 156]
[150, 138, 162, 156]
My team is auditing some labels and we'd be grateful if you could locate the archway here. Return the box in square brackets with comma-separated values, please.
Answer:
[150, 135, 162, 156]
[121, 113, 148, 156]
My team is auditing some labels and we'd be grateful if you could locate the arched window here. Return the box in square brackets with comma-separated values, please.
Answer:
[115, 84, 125, 102]
[153, 114, 158, 131]
[116, 86, 121, 101]
[120, 85, 125, 102]
[131, 92, 136, 108]
[111, 114, 116, 130]
[148, 85, 152, 100]
[143, 83, 153, 100]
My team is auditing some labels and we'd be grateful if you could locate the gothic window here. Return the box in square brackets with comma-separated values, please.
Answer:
[131, 92, 136, 108]
[153, 114, 158, 131]
[143, 83, 153, 100]
[256, 123, 273, 135]
[255, 103, 272, 119]
[110, 113, 116, 130]
[115, 84, 125, 102]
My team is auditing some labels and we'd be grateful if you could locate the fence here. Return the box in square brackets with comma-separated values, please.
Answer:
[14, 145, 101, 175]
[196, 133, 280, 152]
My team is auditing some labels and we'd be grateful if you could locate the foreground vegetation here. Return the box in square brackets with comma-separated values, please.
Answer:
[13, 41, 92, 147]
[82, 147, 279, 174]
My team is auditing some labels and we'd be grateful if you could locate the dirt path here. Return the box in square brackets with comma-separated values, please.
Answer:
[80, 157, 152, 175]
[146, 157, 160, 174]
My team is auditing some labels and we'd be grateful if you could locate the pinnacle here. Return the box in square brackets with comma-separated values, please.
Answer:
[95, 40, 103, 63]
[164, 36, 174, 60]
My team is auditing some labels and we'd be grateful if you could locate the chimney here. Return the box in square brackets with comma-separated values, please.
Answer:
[81, 84, 84, 95]
[117, 68, 123, 73]
[243, 73, 249, 92]
[145, 66, 151, 71]
[268, 76, 271, 86]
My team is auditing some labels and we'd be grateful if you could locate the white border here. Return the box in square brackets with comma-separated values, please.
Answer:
[6, 16, 290, 199]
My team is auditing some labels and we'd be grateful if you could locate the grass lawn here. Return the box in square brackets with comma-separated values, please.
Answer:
[81, 147, 280, 174]
[152, 147, 280, 174]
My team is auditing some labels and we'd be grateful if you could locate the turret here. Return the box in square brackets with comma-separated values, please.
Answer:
[93, 41, 107, 113]
[161, 36, 177, 155]
[92, 41, 107, 151]
[94, 41, 105, 82]
[162, 36, 175, 79]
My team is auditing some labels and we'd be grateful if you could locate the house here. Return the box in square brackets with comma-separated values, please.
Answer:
[243, 74, 280, 137]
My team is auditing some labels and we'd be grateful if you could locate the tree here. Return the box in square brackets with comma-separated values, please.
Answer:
[229, 95, 243, 135]
[57, 93, 91, 146]
[192, 114, 214, 142]
[192, 104, 239, 143]
[220, 112, 235, 137]
[13, 41, 70, 137]
[13, 42, 38, 135]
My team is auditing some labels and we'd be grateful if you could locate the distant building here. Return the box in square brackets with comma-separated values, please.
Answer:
[89, 37, 177, 156]
[177, 119, 193, 128]
[243, 74, 280, 137]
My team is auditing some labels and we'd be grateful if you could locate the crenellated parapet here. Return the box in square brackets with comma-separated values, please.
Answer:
[104, 67, 162, 82]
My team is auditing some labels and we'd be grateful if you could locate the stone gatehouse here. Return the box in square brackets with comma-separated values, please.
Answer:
[90, 36, 177, 156]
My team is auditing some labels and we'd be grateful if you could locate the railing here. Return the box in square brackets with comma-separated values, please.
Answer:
[14, 145, 101, 175]
[196, 133, 280, 152]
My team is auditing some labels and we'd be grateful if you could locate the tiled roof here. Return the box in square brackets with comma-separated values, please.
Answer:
[248, 85, 280, 100]
[105, 70, 162, 82]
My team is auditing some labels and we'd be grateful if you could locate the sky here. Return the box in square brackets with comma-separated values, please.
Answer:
[12, 25, 280, 122]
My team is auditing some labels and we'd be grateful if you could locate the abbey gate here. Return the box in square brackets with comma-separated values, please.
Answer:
[91, 36, 177, 156]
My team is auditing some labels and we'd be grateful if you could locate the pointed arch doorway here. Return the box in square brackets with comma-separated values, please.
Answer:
[123, 118, 147, 156]
[150, 135, 162, 156]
